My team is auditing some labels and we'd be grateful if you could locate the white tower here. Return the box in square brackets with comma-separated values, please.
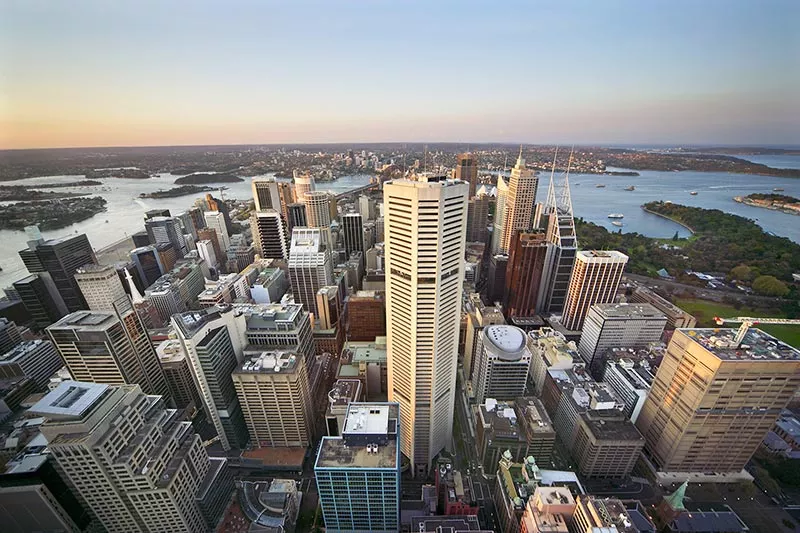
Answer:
[384, 174, 468, 477]
[497, 148, 539, 254]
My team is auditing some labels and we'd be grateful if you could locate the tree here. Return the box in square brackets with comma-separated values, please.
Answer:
[672, 231, 679, 241]
[729, 264, 755, 282]
[752, 275, 790, 297]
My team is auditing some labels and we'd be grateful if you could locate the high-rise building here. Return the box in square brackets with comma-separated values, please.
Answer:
[205, 193, 233, 234]
[286, 203, 308, 232]
[578, 303, 667, 367]
[145, 208, 171, 220]
[156, 339, 202, 411]
[0, 318, 23, 354]
[561, 250, 628, 331]
[497, 151, 538, 255]
[32, 381, 224, 533]
[486, 254, 508, 304]
[294, 171, 315, 200]
[145, 216, 188, 258]
[18, 232, 97, 312]
[172, 306, 249, 451]
[384, 175, 468, 476]
[288, 228, 333, 318]
[156, 242, 178, 272]
[46, 309, 171, 400]
[454, 152, 479, 198]
[12, 274, 68, 330]
[538, 169, 577, 314]
[0, 339, 62, 391]
[203, 210, 231, 251]
[466, 192, 490, 243]
[491, 176, 509, 255]
[315, 402, 401, 533]
[572, 496, 655, 533]
[504, 230, 549, 319]
[196, 239, 218, 270]
[342, 212, 365, 257]
[252, 177, 281, 212]
[637, 328, 800, 475]
[74, 263, 128, 312]
[628, 286, 697, 329]
[241, 302, 315, 360]
[232, 350, 315, 447]
[302, 191, 333, 242]
[473, 325, 532, 404]
[196, 227, 223, 271]
[463, 297, 505, 384]
[250, 210, 289, 260]
[131, 245, 165, 287]
[358, 194, 375, 221]
[346, 290, 386, 341]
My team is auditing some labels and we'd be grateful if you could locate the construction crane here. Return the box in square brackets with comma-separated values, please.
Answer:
[713, 316, 800, 347]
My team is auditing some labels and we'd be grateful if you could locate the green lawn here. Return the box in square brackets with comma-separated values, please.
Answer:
[674, 298, 800, 348]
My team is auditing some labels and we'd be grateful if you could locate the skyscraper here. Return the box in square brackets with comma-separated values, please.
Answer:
[232, 350, 315, 447]
[578, 303, 667, 367]
[46, 309, 171, 400]
[466, 192, 490, 243]
[384, 175, 468, 476]
[204, 193, 233, 234]
[637, 328, 800, 476]
[288, 228, 333, 318]
[251, 176, 281, 212]
[294, 170, 315, 200]
[144, 216, 188, 258]
[491, 176, 509, 255]
[74, 264, 129, 312]
[302, 191, 333, 244]
[472, 325, 532, 404]
[538, 165, 577, 314]
[12, 274, 68, 330]
[315, 402, 401, 533]
[130, 245, 165, 287]
[203, 210, 231, 251]
[0, 318, 23, 354]
[32, 381, 219, 533]
[342, 212, 365, 257]
[454, 152, 479, 198]
[196, 239, 218, 270]
[504, 230, 549, 319]
[172, 306, 250, 451]
[561, 250, 628, 331]
[250, 210, 289, 260]
[497, 150, 539, 255]
[196, 227, 224, 267]
[287, 203, 308, 232]
[18, 232, 97, 312]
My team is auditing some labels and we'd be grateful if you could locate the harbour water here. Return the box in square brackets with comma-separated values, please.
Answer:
[1, 161, 799, 292]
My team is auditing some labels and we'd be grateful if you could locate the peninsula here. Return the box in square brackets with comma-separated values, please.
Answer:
[734, 193, 800, 216]
[0, 196, 107, 230]
[173, 173, 243, 185]
[139, 185, 216, 199]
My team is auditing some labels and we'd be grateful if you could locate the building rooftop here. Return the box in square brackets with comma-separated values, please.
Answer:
[578, 496, 654, 533]
[74, 263, 116, 275]
[49, 311, 116, 331]
[316, 403, 399, 469]
[483, 325, 528, 361]
[607, 359, 655, 390]
[155, 339, 186, 364]
[412, 515, 491, 532]
[590, 303, 667, 320]
[0, 339, 50, 364]
[577, 250, 629, 262]
[29, 381, 109, 420]
[580, 410, 646, 442]
[328, 379, 362, 410]
[173, 305, 232, 337]
[515, 396, 556, 436]
[680, 327, 800, 361]
[239, 303, 305, 330]
[237, 350, 300, 374]
[671, 504, 749, 532]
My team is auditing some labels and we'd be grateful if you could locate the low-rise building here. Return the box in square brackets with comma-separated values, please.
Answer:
[325, 379, 363, 436]
[494, 453, 542, 533]
[435, 459, 478, 516]
[602, 358, 655, 423]
[528, 329, 581, 397]
[338, 338, 388, 400]
[520, 486, 575, 533]
[572, 495, 655, 532]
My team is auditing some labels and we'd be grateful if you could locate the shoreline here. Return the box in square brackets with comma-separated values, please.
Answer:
[733, 196, 800, 216]
[640, 206, 696, 234]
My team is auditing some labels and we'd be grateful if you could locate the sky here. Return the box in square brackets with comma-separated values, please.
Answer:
[1, 0, 798, 149]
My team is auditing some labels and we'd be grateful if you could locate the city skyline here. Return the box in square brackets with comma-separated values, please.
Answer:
[2, 0, 798, 149]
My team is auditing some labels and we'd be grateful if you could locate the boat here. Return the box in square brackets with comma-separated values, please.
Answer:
[596, 184, 606, 188]
[774, 187, 785, 192]
[624, 185, 635, 191]
[607, 213, 624, 219]
[611, 221, 623, 227]
[689, 191, 698, 195]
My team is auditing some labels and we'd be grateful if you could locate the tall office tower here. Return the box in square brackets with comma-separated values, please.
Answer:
[232, 350, 315, 447]
[504, 230, 549, 319]
[131, 245, 165, 287]
[242, 303, 315, 360]
[172, 306, 250, 451]
[145, 208, 171, 220]
[384, 175, 468, 476]
[131, 230, 151, 248]
[346, 291, 386, 341]
[464, 298, 506, 383]
[19, 232, 97, 312]
[251, 176, 281, 212]
[486, 254, 508, 304]
[294, 170, 316, 200]
[538, 167, 578, 313]
[196, 239, 218, 270]
[358, 194, 375, 221]
[637, 328, 800, 475]
[491, 176, 509, 255]
[196, 227, 224, 266]
[0, 339, 62, 390]
[286, 202, 307, 232]
[46, 309, 171, 399]
[629, 286, 697, 329]
[250, 210, 290, 260]
[156, 242, 177, 272]
[12, 274, 68, 330]
[115, 259, 145, 295]
[277, 181, 295, 218]
[204, 193, 233, 234]
[124, 269, 164, 329]
[32, 381, 218, 533]
[328, 193, 339, 222]
[316, 286, 342, 330]
[288, 228, 333, 318]
[315, 402, 401, 533]
[74, 264, 128, 312]
[466, 192, 490, 243]
[144, 216, 188, 258]
[578, 303, 667, 368]
[188, 206, 207, 232]
[302, 191, 333, 242]
[203, 210, 231, 251]
[176, 210, 199, 240]
[561, 250, 628, 331]
[0, 318, 23, 354]
[472, 325, 532, 403]
[497, 151, 538, 255]
[342, 212, 365, 257]
[454, 152, 479, 198]
[156, 339, 203, 410]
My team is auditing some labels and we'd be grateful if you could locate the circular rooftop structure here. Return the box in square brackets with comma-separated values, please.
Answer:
[484, 325, 528, 361]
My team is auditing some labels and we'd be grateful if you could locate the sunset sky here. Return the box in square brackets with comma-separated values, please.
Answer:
[1, 0, 798, 149]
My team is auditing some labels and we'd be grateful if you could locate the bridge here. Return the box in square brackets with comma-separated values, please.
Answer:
[334, 181, 378, 200]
